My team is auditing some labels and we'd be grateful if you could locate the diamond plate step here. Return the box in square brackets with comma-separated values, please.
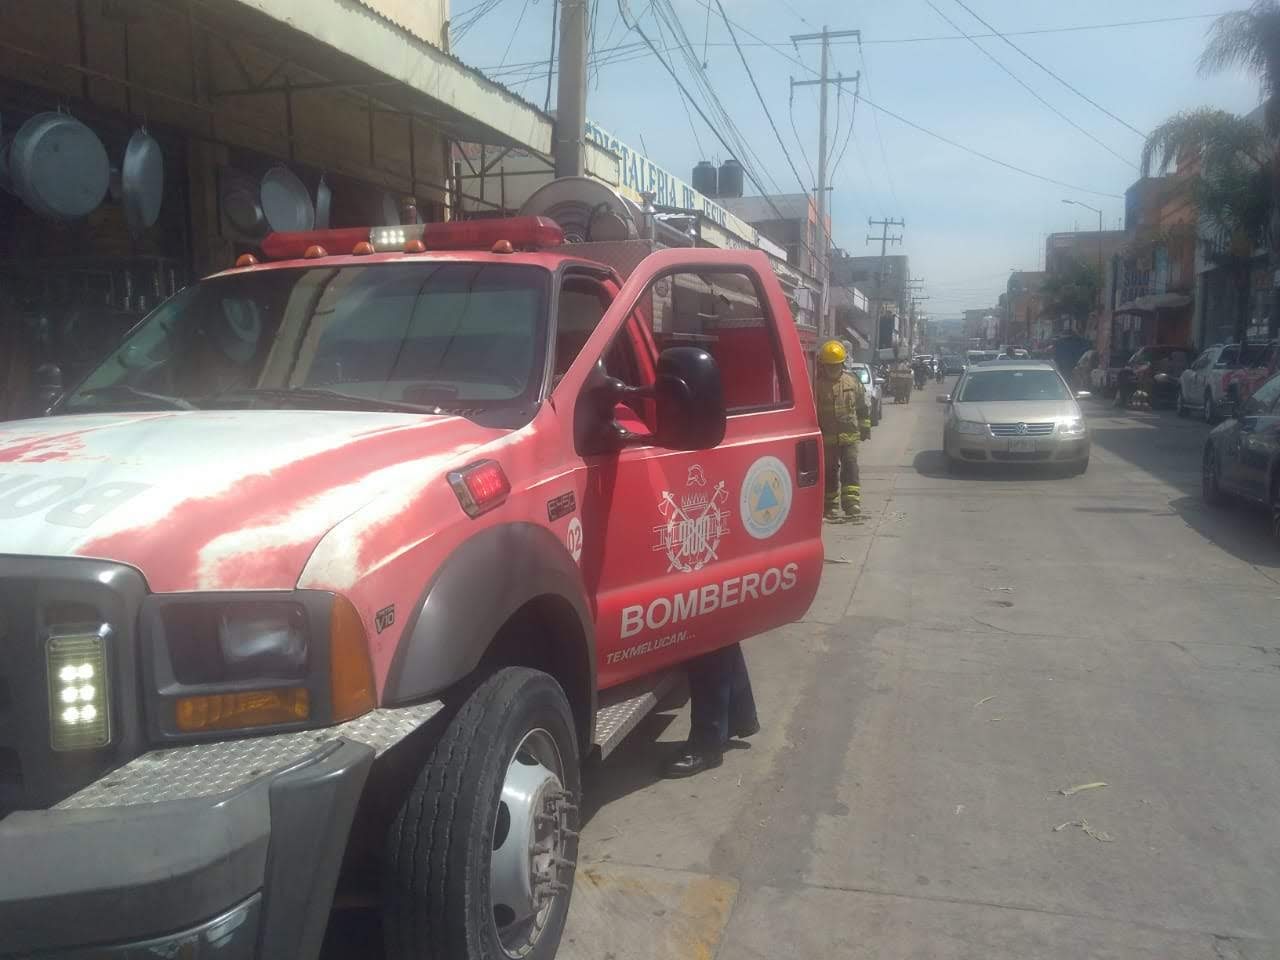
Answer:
[593, 671, 678, 760]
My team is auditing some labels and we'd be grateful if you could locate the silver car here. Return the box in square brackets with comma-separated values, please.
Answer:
[939, 361, 1091, 473]
[847, 361, 883, 426]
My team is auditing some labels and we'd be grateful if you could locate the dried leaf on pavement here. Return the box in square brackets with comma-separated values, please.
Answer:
[1059, 781, 1108, 797]
[1053, 819, 1114, 842]
[976, 696, 996, 706]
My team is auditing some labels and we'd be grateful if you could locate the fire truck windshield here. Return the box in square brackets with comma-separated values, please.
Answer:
[62, 261, 551, 419]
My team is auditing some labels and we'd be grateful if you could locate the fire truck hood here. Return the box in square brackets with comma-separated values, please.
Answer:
[0, 410, 498, 592]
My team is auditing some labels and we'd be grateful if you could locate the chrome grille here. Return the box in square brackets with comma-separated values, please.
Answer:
[989, 421, 1055, 437]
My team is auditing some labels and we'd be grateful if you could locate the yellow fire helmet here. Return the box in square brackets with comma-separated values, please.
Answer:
[819, 340, 848, 365]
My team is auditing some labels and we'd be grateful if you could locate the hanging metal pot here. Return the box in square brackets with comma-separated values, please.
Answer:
[315, 174, 332, 229]
[9, 111, 109, 220]
[260, 164, 314, 232]
[121, 127, 164, 235]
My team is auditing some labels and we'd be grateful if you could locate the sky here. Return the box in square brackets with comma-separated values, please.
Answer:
[453, 0, 1263, 319]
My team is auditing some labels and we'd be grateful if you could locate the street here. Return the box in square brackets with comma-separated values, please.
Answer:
[559, 380, 1280, 960]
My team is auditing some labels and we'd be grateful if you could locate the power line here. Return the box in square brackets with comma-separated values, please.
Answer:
[855, 41, 902, 210]
[713, 0, 810, 197]
[857, 92, 1123, 199]
[923, 0, 1136, 170]
[618, 0, 830, 269]
[544, 0, 559, 110]
[476, 13, 1223, 71]
[946, 0, 1146, 137]
[828, 82, 860, 183]
[788, 84, 816, 186]
[496, 0, 533, 70]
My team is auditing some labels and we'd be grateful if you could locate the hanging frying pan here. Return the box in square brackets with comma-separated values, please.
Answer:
[315, 175, 332, 229]
[10, 111, 109, 220]
[260, 164, 314, 232]
[220, 170, 267, 237]
[121, 127, 164, 235]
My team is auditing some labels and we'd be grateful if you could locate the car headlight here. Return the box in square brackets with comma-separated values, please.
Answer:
[1058, 417, 1087, 436]
[143, 592, 376, 741]
[954, 419, 987, 435]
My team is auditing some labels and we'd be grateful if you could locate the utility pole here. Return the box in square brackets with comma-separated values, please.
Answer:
[867, 216, 904, 358]
[791, 27, 859, 339]
[554, 0, 588, 178]
[907, 278, 927, 355]
[909, 294, 930, 356]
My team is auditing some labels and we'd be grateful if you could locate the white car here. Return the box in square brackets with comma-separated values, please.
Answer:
[847, 361, 883, 425]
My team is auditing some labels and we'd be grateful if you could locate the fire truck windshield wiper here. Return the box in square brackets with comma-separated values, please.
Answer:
[207, 387, 444, 415]
[72, 384, 198, 410]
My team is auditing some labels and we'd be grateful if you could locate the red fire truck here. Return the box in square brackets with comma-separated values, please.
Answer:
[0, 206, 822, 959]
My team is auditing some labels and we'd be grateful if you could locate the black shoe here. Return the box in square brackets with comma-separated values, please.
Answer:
[731, 717, 761, 739]
[662, 744, 723, 779]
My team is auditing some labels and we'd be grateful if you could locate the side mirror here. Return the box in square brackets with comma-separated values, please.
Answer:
[1075, 390, 1091, 399]
[32, 363, 64, 413]
[874, 377, 886, 387]
[936, 394, 952, 404]
[573, 347, 726, 455]
[653, 347, 726, 450]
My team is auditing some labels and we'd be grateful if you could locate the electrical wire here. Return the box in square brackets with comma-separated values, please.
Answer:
[946, 0, 1146, 137]
[828, 80, 860, 183]
[618, 0, 830, 269]
[713, 0, 811, 198]
[544, 0, 559, 110]
[496, 0, 533, 70]
[856, 92, 1123, 198]
[924, 0, 1136, 169]
[855, 41, 902, 210]
[788, 83, 816, 187]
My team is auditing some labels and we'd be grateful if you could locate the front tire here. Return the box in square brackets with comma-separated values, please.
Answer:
[383, 668, 581, 960]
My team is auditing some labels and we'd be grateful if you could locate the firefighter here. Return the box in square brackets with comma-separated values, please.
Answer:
[815, 340, 869, 521]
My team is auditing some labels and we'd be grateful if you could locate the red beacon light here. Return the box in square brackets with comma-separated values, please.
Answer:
[447, 460, 511, 518]
[263, 228, 370, 261]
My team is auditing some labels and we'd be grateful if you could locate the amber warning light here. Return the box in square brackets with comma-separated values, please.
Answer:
[447, 460, 511, 517]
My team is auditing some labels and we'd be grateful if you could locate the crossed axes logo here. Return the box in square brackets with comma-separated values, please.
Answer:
[652, 476, 729, 573]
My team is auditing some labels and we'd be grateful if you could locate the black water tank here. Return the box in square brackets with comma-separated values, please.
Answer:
[692, 160, 718, 198]
[718, 157, 744, 198]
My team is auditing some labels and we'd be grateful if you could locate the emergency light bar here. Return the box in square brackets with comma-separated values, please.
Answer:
[257, 217, 565, 262]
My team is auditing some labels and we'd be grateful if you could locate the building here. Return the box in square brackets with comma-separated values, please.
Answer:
[1004, 271, 1046, 345]
[1, 0, 550, 393]
[831, 252, 910, 355]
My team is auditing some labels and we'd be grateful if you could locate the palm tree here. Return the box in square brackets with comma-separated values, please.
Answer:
[1199, 0, 1280, 136]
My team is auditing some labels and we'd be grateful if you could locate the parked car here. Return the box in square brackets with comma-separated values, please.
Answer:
[1221, 341, 1280, 415]
[1116, 344, 1195, 409]
[1072, 349, 1100, 391]
[1178, 342, 1256, 422]
[939, 361, 1090, 473]
[942, 355, 966, 375]
[1203, 370, 1280, 539]
[847, 360, 884, 425]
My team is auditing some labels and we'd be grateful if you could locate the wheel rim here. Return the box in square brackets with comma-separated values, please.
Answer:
[489, 728, 573, 958]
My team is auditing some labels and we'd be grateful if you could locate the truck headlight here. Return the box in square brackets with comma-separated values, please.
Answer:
[1058, 418, 1087, 436]
[955, 419, 987, 435]
[144, 592, 375, 741]
[46, 630, 112, 751]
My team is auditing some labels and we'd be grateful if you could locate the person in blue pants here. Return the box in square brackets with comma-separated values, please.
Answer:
[663, 642, 759, 778]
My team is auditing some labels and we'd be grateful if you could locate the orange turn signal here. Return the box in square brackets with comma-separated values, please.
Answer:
[303, 244, 328, 259]
[235, 253, 259, 267]
[403, 238, 427, 253]
[330, 595, 376, 722]
[176, 687, 310, 733]
[352, 241, 375, 256]
[491, 239, 514, 254]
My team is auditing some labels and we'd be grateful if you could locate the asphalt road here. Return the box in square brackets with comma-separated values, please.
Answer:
[559, 380, 1280, 960]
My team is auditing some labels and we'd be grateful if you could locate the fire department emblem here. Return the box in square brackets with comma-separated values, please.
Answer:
[653, 467, 729, 573]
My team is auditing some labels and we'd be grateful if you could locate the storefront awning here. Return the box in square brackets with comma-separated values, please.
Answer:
[203, 0, 553, 152]
[1115, 293, 1192, 315]
[844, 326, 871, 349]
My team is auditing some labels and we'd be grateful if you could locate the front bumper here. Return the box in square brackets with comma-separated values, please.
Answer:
[945, 427, 1090, 464]
[0, 703, 442, 959]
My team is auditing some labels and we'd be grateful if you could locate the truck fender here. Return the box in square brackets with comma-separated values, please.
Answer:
[382, 522, 596, 740]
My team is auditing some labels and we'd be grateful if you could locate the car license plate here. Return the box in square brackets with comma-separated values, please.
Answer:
[1008, 437, 1037, 453]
